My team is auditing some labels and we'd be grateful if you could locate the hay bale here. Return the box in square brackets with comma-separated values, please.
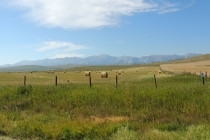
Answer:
[117, 71, 121, 75]
[101, 71, 108, 78]
[158, 70, 162, 74]
[85, 71, 91, 76]
[47, 70, 54, 74]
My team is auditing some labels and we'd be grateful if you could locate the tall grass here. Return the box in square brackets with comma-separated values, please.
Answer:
[0, 74, 210, 139]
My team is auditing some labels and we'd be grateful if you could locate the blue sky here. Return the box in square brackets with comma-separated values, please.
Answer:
[0, 0, 209, 65]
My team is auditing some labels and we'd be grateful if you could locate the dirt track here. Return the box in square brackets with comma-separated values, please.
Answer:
[160, 60, 210, 76]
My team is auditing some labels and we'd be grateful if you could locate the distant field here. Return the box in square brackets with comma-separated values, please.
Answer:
[160, 60, 210, 76]
[0, 65, 164, 86]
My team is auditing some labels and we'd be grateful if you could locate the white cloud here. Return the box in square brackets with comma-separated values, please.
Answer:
[38, 41, 85, 51]
[8, 0, 194, 29]
[38, 41, 87, 58]
[157, 2, 179, 14]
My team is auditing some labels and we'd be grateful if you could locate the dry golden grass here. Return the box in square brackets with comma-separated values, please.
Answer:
[160, 60, 210, 76]
[0, 65, 166, 86]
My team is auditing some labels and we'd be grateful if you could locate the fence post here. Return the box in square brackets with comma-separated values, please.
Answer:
[202, 76, 205, 85]
[55, 76, 58, 86]
[200, 73, 205, 85]
[24, 75, 26, 86]
[154, 74, 157, 89]
[116, 75, 118, 88]
[89, 76, 92, 88]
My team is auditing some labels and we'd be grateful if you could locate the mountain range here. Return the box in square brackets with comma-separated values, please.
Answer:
[0, 53, 200, 71]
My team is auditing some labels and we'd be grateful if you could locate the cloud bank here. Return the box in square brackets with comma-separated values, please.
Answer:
[38, 41, 87, 58]
[7, 0, 194, 29]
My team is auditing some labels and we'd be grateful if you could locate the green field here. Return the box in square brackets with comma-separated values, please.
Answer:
[0, 65, 210, 139]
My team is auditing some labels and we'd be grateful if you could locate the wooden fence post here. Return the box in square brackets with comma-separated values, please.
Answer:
[154, 74, 157, 89]
[116, 75, 118, 88]
[24, 75, 26, 86]
[202, 76, 205, 85]
[200, 73, 205, 85]
[55, 76, 58, 86]
[89, 76, 92, 88]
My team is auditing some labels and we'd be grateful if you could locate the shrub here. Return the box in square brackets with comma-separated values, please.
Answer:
[16, 85, 32, 95]
[157, 123, 186, 132]
[58, 128, 75, 140]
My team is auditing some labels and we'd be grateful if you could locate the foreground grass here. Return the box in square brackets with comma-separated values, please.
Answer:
[0, 74, 210, 139]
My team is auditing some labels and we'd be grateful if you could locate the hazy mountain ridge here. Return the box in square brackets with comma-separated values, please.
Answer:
[0, 53, 200, 71]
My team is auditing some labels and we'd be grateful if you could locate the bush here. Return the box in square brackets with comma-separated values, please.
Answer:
[16, 85, 32, 95]
[157, 123, 186, 132]
[58, 128, 75, 140]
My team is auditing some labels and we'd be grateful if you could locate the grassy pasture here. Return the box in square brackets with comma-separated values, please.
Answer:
[0, 65, 210, 139]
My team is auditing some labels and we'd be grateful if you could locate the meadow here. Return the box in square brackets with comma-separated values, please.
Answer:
[0, 65, 210, 139]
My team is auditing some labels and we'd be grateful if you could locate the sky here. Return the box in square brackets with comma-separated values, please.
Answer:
[0, 0, 210, 65]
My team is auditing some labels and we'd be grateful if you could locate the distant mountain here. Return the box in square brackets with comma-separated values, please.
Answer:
[0, 53, 200, 72]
